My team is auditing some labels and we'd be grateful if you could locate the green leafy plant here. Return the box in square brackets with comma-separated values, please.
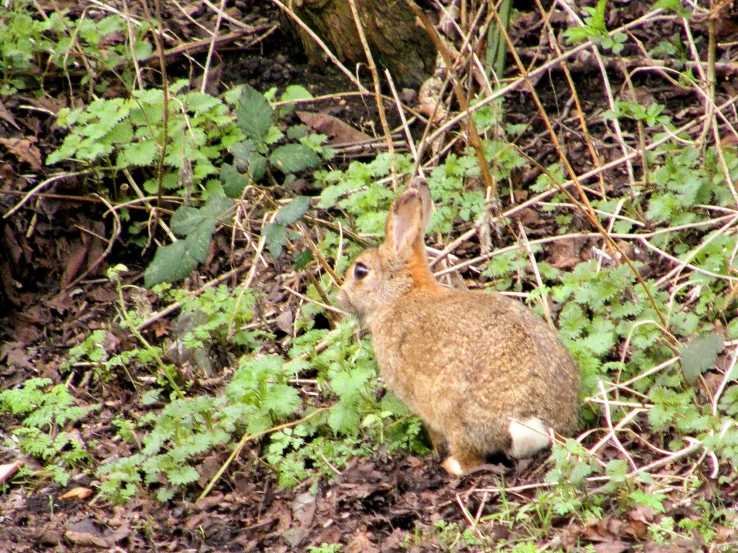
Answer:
[564, 0, 628, 53]
[604, 100, 672, 129]
[0, 378, 100, 485]
[48, 81, 241, 192]
[144, 193, 234, 287]
[263, 195, 311, 258]
[0, 1, 152, 95]
[222, 85, 332, 197]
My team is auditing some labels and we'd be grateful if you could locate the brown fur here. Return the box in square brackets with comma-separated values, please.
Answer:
[337, 177, 580, 474]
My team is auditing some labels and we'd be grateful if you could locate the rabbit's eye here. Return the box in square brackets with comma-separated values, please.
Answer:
[353, 262, 369, 280]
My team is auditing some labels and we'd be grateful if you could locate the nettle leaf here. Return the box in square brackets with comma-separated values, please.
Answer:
[720, 386, 738, 415]
[281, 85, 313, 103]
[558, 303, 588, 340]
[380, 393, 410, 416]
[680, 333, 724, 385]
[570, 461, 595, 484]
[185, 92, 221, 114]
[143, 224, 215, 288]
[331, 367, 374, 400]
[200, 192, 234, 220]
[262, 384, 301, 417]
[262, 223, 288, 258]
[269, 143, 320, 174]
[116, 139, 158, 168]
[166, 465, 199, 486]
[169, 194, 231, 236]
[629, 489, 666, 513]
[264, 126, 284, 145]
[276, 196, 310, 226]
[221, 163, 250, 198]
[236, 85, 272, 143]
[327, 399, 360, 435]
[278, 85, 313, 117]
[646, 192, 677, 221]
[143, 241, 196, 287]
[170, 206, 203, 236]
[232, 140, 267, 182]
[134, 40, 153, 61]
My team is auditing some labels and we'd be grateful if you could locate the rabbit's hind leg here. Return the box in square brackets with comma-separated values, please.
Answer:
[441, 445, 486, 476]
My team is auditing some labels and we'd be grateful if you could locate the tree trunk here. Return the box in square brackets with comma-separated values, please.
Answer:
[286, 0, 436, 88]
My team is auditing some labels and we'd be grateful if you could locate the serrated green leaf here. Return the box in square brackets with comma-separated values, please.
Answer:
[166, 465, 199, 485]
[200, 192, 234, 221]
[281, 85, 313, 103]
[233, 140, 256, 169]
[570, 461, 594, 484]
[327, 399, 360, 435]
[646, 193, 677, 221]
[629, 489, 666, 513]
[293, 249, 313, 270]
[189, 220, 216, 262]
[265, 126, 284, 145]
[144, 240, 196, 287]
[263, 223, 288, 258]
[170, 206, 204, 236]
[654, 0, 680, 9]
[379, 393, 410, 416]
[287, 125, 308, 140]
[605, 458, 628, 477]
[275, 196, 310, 226]
[231, 139, 267, 182]
[185, 92, 221, 114]
[236, 85, 272, 143]
[330, 367, 373, 400]
[269, 143, 320, 174]
[116, 139, 158, 168]
[143, 225, 215, 288]
[134, 40, 153, 61]
[221, 163, 250, 198]
[680, 333, 724, 385]
[262, 384, 301, 417]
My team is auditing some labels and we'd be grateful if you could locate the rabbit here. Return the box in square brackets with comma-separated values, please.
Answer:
[336, 177, 580, 475]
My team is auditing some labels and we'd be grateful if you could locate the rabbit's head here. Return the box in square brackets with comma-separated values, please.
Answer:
[337, 178, 437, 324]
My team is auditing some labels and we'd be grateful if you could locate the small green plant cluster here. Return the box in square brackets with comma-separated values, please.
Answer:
[564, 0, 628, 53]
[0, 0, 152, 95]
[263, 195, 311, 259]
[93, 317, 423, 501]
[143, 192, 234, 287]
[48, 82, 243, 192]
[604, 100, 671, 130]
[48, 82, 330, 284]
[222, 84, 332, 197]
[317, 145, 524, 242]
[0, 378, 100, 485]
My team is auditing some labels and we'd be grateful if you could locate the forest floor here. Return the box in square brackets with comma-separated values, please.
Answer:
[1, 0, 738, 552]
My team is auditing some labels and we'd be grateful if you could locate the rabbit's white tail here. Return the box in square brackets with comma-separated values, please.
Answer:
[508, 417, 551, 458]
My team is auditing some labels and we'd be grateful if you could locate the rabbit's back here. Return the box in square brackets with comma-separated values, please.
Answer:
[370, 288, 580, 455]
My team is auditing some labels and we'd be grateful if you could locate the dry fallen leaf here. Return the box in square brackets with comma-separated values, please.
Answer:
[296, 111, 372, 146]
[0, 137, 42, 170]
[0, 461, 24, 485]
[59, 486, 93, 500]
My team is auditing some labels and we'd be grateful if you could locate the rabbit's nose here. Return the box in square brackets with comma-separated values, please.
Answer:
[336, 288, 351, 310]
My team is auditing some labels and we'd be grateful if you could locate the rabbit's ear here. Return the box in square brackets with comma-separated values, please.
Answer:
[406, 177, 432, 233]
[385, 186, 425, 261]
